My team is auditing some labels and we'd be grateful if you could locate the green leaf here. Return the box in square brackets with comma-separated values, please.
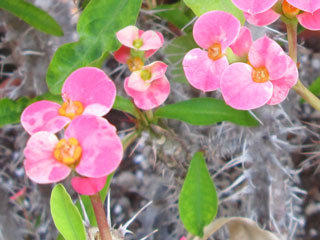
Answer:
[153, 2, 195, 29]
[113, 96, 137, 117]
[56, 233, 65, 240]
[46, 0, 142, 94]
[179, 152, 218, 237]
[183, 0, 245, 24]
[50, 184, 86, 240]
[0, 0, 63, 36]
[0, 93, 62, 127]
[164, 34, 198, 83]
[155, 98, 259, 126]
[307, 76, 320, 99]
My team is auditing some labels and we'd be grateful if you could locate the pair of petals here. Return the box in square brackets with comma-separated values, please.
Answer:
[114, 26, 164, 64]
[21, 67, 116, 135]
[24, 115, 123, 186]
[240, 0, 320, 30]
[221, 36, 298, 110]
[124, 61, 170, 110]
[183, 11, 241, 92]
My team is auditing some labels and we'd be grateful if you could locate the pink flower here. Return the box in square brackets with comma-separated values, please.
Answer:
[114, 26, 164, 70]
[221, 36, 298, 110]
[21, 67, 116, 135]
[231, 0, 278, 14]
[124, 61, 170, 110]
[182, 11, 240, 92]
[284, 0, 320, 30]
[24, 115, 123, 184]
[71, 176, 107, 195]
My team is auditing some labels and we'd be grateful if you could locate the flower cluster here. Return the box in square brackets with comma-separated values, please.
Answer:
[114, 26, 170, 110]
[232, 0, 320, 30]
[21, 67, 123, 195]
[182, 10, 298, 110]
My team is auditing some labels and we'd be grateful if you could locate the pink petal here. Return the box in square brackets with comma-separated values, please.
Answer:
[124, 75, 170, 110]
[221, 63, 273, 110]
[116, 25, 139, 49]
[193, 11, 240, 51]
[230, 27, 253, 57]
[140, 30, 163, 51]
[298, 9, 320, 31]
[268, 56, 298, 105]
[244, 9, 280, 26]
[21, 100, 70, 135]
[231, 0, 278, 14]
[71, 176, 107, 195]
[287, 0, 320, 13]
[62, 67, 116, 116]
[146, 61, 168, 81]
[24, 132, 71, 183]
[65, 115, 123, 178]
[182, 48, 228, 92]
[144, 32, 165, 58]
[127, 71, 151, 91]
[113, 45, 131, 64]
[248, 36, 288, 79]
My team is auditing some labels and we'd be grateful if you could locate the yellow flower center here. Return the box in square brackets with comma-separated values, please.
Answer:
[208, 43, 223, 61]
[252, 67, 269, 83]
[59, 99, 84, 120]
[54, 137, 82, 167]
[140, 69, 152, 81]
[126, 57, 144, 72]
[282, 0, 300, 18]
[133, 39, 143, 49]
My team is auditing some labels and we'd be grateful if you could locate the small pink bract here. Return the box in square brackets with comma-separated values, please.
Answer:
[286, 0, 320, 13]
[124, 61, 170, 110]
[21, 67, 116, 135]
[244, 9, 280, 26]
[230, 26, 253, 57]
[231, 0, 278, 14]
[24, 115, 123, 183]
[71, 176, 107, 195]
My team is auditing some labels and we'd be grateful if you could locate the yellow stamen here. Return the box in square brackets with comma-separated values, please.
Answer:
[252, 67, 270, 83]
[140, 69, 152, 81]
[282, 0, 300, 18]
[59, 100, 84, 120]
[208, 43, 223, 61]
[54, 137, 82, 167]
[127, 57, 144, 72]
[133, 38, 143, 49]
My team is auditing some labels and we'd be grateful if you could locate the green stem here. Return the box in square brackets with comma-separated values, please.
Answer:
[145, 110, 154, 122]
[122, 130, 141, 150]
[285, 19, 320, 111]
[285, 19, 298, 63]
[90, 193, 112, 240]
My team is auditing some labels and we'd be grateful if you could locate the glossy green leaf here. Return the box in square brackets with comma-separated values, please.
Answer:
[50, 184, 86, 240]
[307, 76, 320, 99]
[0, 0, 63, 36]
[113, 96, 137, 117]
[154, 2, 195, 29]
[46, 0, 142, 94]
[56, 233, 65, 240]
[155, 98, 259, 126]
[179, 152, 218, 237]
[183, 0, 245, 24]
[0, 93, 62, 127]
[164, 34, 197, 83]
